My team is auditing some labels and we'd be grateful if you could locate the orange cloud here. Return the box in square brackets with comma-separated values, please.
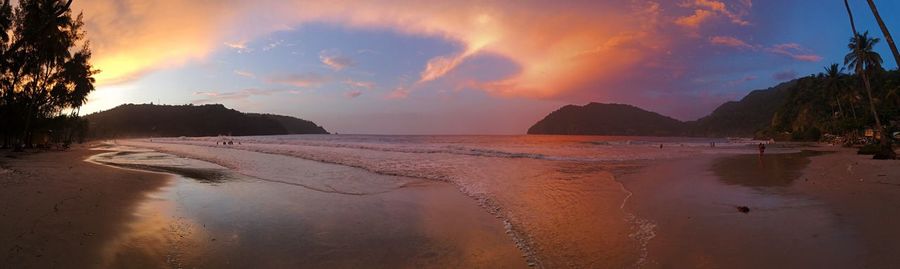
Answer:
[73, 0, 744, 99]
[676, 0, 751, 28]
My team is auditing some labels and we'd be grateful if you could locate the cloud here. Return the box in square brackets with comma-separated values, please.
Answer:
[387, 87, 410, 99]
[676, 0, 751, 28]
[233, 70, 256, 79]
[773, 70, 798, 81]
[263, 39, 284, 51]
[676, 9, 715, 28]
[224, 40, 253, 53]
[709, 37, 822, 62]
[319, 50, 355, 70]
[344, 90, 363, 98]
[192, 88, 286, 103]
[266, 73, 328, 87]
[767, 43, 822, 62]
[76, 0, 786, 113]
[343, 79, 375, 89]
[709, 36, 754, 50]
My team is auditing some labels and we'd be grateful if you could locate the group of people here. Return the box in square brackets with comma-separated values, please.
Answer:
[216, 140, 239, 146]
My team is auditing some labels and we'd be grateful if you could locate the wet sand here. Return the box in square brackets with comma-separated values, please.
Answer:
[621, 148, 900, 268]
[0, 147, 169, 269]
[3, 142, 898, 268]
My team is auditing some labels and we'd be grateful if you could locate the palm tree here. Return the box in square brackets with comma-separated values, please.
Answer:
[866, 0, 900, 68]
[823, 63, 846, 118]
[845, 32, 886, 144]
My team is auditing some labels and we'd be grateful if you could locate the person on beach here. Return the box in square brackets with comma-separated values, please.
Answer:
[758, 143, 766, 156]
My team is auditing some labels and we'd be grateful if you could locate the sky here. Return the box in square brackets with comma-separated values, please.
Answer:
[71, 0, 900, 134]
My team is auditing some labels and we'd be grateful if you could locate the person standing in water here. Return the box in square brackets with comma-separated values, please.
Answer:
[758, 143, 766, 156]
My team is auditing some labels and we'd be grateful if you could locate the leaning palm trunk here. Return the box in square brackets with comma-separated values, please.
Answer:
[867, 0, 900, 68]
[858, 69, 884, 142]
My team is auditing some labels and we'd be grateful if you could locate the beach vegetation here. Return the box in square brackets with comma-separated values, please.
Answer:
[0, 0, 96, 149]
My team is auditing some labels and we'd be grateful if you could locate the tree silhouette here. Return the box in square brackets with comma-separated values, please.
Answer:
[0, 0, 96, 149]
[823, 63, 846, 119]
[866, 0, 900, 69]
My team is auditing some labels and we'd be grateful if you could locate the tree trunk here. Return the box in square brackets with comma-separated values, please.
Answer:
[844, 0, 859, 35]
[859, 69, 886, 145]
[836, 97, 845, 119]
[867, 0, 900, 69]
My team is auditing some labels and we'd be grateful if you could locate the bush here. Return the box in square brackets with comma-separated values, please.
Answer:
[858, 144, 881, 155]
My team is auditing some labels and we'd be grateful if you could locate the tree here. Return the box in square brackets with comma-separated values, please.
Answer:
[0, 0, 96, 149]
[823, 63, 846, 119]
[845, 32, 884, 137]
[866, 0, 900, 69]
[845, 32, 894, 158]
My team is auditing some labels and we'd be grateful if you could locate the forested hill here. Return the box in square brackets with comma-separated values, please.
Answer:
[85, 104, 328, 138]
[527, 103, 685, 136]
[685, 81, 795, 137]
[528, 69, 900, 139]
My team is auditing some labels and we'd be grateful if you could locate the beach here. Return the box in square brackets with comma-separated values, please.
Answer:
[0, 147, 169, 268]
[1, 137, 898, 268]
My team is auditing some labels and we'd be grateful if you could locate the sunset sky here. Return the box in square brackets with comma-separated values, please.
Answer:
[73, 0, 899, 134]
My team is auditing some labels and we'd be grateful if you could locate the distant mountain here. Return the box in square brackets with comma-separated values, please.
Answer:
[85, 104, 328, 138]
[527, 103, 685, 136]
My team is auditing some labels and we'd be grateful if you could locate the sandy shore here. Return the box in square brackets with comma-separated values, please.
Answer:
[621, 146, 900, 268]
[0, 147, 169, 269]
[0, 145, 526, 268]
[2, 142, 897, 268]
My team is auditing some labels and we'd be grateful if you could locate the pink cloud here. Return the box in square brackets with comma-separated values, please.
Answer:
[233, 70, 256, 78]
[387, 87, 410, 99]
[709, 36, 754, 49]
[192, 88, 286, 103]
[343, 80, 375, 89]
[266, 73, 328, 87]
[319, 50, 355, 71]
[344, 90, 363, 98]
[767, 43, 823, 62]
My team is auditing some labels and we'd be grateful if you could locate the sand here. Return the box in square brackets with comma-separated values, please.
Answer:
[1, 145, 526, 268]
[0, 147, 169, 269]
[620, 146, 900, 268]
[2, 142, 898, 268]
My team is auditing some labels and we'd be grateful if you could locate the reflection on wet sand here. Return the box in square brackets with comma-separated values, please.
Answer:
[712, 151, 827, 187]
[622, 151, 862, 269]
[89, 149, 525, 268]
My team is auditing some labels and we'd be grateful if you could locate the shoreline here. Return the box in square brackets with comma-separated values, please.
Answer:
[85, 143, 529, 268]
[0, 146, 171, 268]
[3, 139, 897, 268]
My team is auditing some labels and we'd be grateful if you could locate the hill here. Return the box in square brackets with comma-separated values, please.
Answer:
[686, 81, 795, 137]
[527, 103, 685, 136]
[528, 70, 900, 139]
[85, 104, 328, 138]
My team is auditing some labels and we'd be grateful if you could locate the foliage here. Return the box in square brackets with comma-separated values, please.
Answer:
[527, 103, 686, 136]
[84, 104, 329, 138]
[0, 0, 97, 148]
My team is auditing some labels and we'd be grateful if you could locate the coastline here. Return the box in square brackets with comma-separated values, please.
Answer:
[3, 140, 897, 268]
[0, 146, 170, 268]
[84, 143, 528, 268]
